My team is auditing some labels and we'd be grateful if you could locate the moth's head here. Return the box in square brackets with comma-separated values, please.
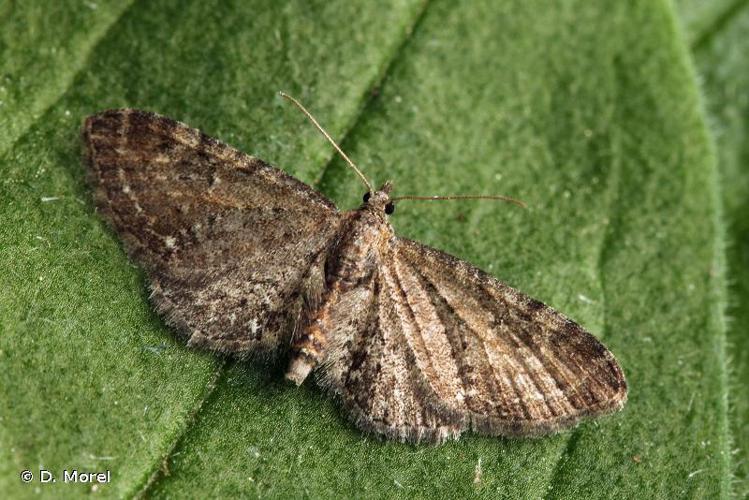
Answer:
[361, 181, 395, 215]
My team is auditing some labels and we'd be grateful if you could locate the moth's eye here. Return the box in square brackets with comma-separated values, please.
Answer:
[385, 202, 395, 215]
[363, 192, 371, 202]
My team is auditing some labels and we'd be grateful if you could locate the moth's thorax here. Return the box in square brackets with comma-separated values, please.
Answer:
[325, 209, 393, 285]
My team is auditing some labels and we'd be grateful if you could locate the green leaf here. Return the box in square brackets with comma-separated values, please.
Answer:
[0, 0, 730, 498]
[680, 0, 749, 496]
[676, 0, 745, 48]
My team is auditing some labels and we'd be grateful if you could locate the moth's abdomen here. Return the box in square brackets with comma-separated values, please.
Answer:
[287, 211, 387, 385]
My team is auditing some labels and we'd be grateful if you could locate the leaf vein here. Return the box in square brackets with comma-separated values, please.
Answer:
[0, 0, 139, 158]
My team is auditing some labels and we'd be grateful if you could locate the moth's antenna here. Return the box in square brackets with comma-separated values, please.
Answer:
[391, 194, 527, 208]
[279, 91, 373, 193]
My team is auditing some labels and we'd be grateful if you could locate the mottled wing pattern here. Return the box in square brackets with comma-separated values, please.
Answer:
[387, 237, 628, 438]
[83, 109, 340, 356]
[320, 268, 464, 444]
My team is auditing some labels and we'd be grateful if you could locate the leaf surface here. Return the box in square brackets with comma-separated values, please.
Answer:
[0, 0, 731, 498]
[679, 0, 749, 496]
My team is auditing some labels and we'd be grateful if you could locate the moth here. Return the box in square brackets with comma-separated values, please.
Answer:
[82, 94, 627, 444]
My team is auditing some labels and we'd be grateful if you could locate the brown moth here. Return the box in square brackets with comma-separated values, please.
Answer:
[82, 99, 627, 444]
